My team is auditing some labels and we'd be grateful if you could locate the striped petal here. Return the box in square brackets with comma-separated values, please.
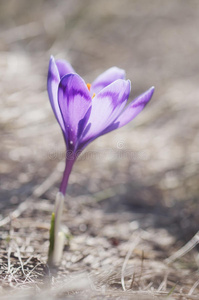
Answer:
[115, 86, 155, 128]
[80, 79, 131, 147]
[81, 86, 154, 147]
[58, 74, 92, 150]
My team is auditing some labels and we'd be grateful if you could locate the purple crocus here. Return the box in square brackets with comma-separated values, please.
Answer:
[47, 56, 154, 196]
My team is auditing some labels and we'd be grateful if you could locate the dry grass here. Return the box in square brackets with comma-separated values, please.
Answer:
[0, 179, 198, 299]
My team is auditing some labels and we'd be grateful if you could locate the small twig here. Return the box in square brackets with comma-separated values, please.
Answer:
[23, 263, 43, 283]
[188, 279, 199, 296]
[11, 249, 32, 278]
[166, 283, 177, 297]
[129, 273, 135, 290]
[157, 272, 169, 292]
[121, 236, 140, 291]
[17, 246, 27, 278]
[138, 250, 144, 284]
[11, 255, 34, 277]
[7, 247, 12, 274]
[165, 231, 199, 264]
[143, 281, 153, 290]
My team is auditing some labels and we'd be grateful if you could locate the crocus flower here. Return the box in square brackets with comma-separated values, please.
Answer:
[48, 56, 154, 196]
[47, 56, 154, 265]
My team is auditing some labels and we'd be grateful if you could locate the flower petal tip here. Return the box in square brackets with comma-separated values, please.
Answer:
[150, 86, 155, 92]
[127, 79, 131, 89]
[111, 66, 126, 77]
[49, 55, 55, 63]
[147, 86, 155, 100]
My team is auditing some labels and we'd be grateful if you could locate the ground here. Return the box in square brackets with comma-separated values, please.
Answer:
[0, 0, 199, 299]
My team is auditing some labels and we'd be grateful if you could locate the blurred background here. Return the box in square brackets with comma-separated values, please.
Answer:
[1, 0, 199, 242]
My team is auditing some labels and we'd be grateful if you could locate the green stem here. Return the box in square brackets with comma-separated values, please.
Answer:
[48, 212, 55, 265]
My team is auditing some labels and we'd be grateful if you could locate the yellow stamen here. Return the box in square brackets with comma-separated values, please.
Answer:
[87, 83, 91, 91]
[92, 93, 96, 99]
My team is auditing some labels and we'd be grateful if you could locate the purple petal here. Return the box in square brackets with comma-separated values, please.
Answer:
[115, 86, 155, 128]
[81, 79, 131, 145]
[58, 74, 91, 149]
[79, 122, 120, 151]
[81, 87, 154, 148]
[55, 59, 75, 78]
[47, 56, 65, 131]
[91, 67, 126, 94]
[77, 106, 92, 140]
[100, 121, 120, 135]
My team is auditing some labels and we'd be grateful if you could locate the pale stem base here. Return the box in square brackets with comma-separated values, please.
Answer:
[48, 192, 65, 266]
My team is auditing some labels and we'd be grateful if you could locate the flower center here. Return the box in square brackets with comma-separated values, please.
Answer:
[87, 83, 96, 99]
[86, 83, 91, 91]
